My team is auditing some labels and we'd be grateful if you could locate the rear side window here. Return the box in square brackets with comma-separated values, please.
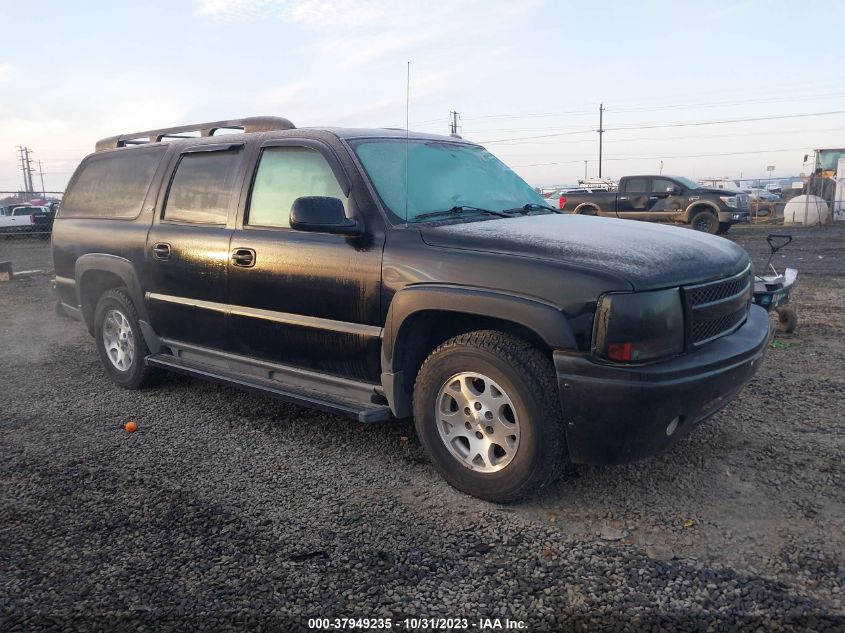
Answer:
[247, 147, 346, 229]
[163, 149, 244, 224]
[622, 178, 648, 193]
[61, 146, 165, 219]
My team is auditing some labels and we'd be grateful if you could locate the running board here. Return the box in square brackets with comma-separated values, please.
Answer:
[145, 353, 393, 423]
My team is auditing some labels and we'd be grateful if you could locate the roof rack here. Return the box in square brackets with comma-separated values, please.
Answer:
[95, 116, 296, 152]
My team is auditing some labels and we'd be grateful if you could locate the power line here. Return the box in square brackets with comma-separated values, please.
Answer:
[478, 110, 845, 144]
[511, 146, 818, 168]
[458, 89, 845, 122]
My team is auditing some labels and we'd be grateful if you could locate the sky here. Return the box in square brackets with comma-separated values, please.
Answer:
[1, 0, 844, 192]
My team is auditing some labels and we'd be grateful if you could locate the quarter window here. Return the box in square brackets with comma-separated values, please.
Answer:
[163, 149, 244, 224]
[247, 147, 346, 229]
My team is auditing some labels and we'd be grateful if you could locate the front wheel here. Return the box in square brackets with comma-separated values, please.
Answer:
[690, 210, 719, 234]
[94, 288, 158, 389]
[716, 222, 731, 235]
[413, 331, 566, 503]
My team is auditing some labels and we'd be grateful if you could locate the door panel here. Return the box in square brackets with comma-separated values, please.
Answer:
[642, 177, 686, 221]
[616, 177, 649, 218]
[143, 145, 246, 348]
[226, 142, 383, 382]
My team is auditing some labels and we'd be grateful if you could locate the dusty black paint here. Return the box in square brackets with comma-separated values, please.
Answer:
[53, 123, 770, 464]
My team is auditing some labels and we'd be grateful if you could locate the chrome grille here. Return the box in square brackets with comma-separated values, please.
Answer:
[684, 267, 752, 345]
[736, 194, 749, 209]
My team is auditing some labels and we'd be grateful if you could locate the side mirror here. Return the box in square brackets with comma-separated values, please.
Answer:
[290, 196, 363, 236]
[666, 185, 679, 194]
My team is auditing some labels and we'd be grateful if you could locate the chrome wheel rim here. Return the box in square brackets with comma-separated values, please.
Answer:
[102, 308, 135, 371]
[435, 372, 521, 473]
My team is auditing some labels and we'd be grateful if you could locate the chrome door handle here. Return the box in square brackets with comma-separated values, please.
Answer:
[231, 248, 256, 267]
[152, 242, 171, 259]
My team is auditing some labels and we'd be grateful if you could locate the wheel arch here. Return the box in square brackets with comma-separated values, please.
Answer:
[684, 201, 720, 223]
[75, 254, 149, 335]
[574, 203, 600, 215]
[380, 285, 577, 417]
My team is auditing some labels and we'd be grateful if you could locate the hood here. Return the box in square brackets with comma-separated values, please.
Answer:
[695, 187, 736, 195]
[420, 214, 749, 290]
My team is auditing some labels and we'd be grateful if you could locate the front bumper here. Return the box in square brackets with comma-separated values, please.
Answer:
[718, 209, 750, 223]
[554, 304, 770, 464]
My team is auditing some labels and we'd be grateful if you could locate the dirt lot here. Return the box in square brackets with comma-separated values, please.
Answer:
[1, 226, 843, 631]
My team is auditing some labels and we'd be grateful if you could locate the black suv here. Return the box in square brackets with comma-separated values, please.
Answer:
[53, 116, 770, 502]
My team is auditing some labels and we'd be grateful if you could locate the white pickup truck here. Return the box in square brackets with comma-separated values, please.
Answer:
[0, 206, 37, 234]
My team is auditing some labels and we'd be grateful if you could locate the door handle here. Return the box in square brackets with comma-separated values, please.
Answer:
[231, 248, 256, 268]
[619, 196, 628, 200]
[152, 242, 171, 260]
[649, 196, 658, 199]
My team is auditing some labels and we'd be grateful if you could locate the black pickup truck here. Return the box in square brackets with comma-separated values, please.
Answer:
[560, 175, 750, 234]
[52, 117, 770, 502]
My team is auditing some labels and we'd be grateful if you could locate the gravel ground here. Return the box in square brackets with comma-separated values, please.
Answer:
[1, 226, 843, 631]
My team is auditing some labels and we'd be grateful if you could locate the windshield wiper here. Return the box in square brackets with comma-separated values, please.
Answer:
[414, 205, 512, 221]
[500, 203, 561, 214]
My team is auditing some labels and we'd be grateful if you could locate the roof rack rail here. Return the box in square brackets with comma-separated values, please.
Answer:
[95, 116, 296, 152]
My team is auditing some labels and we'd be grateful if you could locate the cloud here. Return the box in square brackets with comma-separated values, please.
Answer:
[0, 63, 12, 81]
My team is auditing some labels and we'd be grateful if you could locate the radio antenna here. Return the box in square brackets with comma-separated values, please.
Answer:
[404, 60, 410, 226]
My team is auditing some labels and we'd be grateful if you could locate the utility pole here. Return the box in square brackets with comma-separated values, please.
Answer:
[449, 110, 460, 136]
[584, 160, 588, 180]
[659, 160, 663, 175]
[17, 146, 35, 194]
[597, 103, 604, 179]
[37, 159, 46, 196]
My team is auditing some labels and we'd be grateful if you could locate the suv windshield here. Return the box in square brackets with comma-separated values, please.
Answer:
[352, 139, 547, 223]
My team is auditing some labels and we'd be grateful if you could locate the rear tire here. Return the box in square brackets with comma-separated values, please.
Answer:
[690, 210, 719, 234]
[413, 330, 567, 503]
[93, 288, 158, 389]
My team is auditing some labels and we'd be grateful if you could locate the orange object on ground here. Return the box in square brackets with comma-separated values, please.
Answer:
[124, 421, 138, 433]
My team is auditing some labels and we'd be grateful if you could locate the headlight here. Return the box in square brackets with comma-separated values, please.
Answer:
[720, 196, 738, 208]
[593, 288, 684, 362]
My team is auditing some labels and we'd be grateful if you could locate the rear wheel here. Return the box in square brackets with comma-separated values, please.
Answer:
[577, 206, 598, 216]
[94, 288, 158, 389]
[690, 210, 719, 234]
[413, 330, 566, 503]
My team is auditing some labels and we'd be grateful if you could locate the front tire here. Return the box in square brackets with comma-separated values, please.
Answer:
[413, 331, 566, 503]
[716, 222, 731, 235]
[94, 288, 158, 389]
[690, 210, 719, 234]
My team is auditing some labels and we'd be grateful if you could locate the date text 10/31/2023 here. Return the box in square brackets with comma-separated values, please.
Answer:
[307, 617, 528, 630]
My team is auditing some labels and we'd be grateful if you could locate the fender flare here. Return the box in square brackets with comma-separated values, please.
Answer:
[573, 203, 600, 215]
[380, 284, 577, 417]
[684, 201, 721, 222]
[74, 253, 150, 328]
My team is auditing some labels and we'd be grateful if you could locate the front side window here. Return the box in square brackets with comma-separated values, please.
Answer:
[651, 178, 676, 193]
[352, 139, 545, 223]
[247, 147, 346, 229]
[163, 149, 244, 224]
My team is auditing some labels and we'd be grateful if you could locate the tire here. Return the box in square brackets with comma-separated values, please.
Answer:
[93, 287, 158, 389]
[412, 330, 566, 503]
[776, 306, 797, 334]
[577, 206, 598, 216]
[716, 223, 731, 235]
[690, 209, 719, 234]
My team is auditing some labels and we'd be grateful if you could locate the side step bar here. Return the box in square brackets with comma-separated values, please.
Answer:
[145, 353, 393, 423]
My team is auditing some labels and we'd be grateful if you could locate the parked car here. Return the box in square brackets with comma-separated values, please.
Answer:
[9, 205, 54, 237]
[764, 183, 783, 195]
[561, 175, 750, 234]
[743, 188, 779, 216]
[52, 116, 770, 502]
[0, 205, 37, 235]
